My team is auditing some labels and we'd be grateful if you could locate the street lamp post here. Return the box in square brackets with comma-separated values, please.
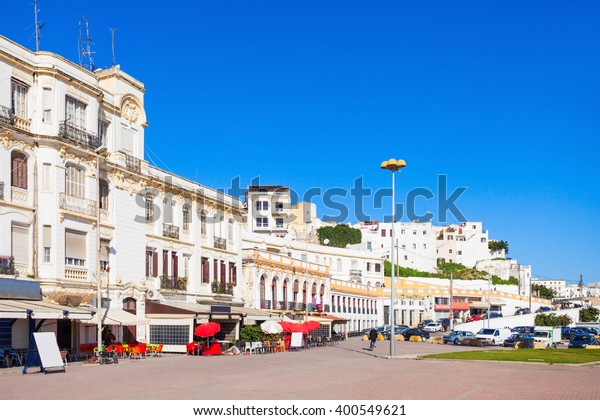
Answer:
[381, 158, 406, 358]
[487, 271, 491, 328]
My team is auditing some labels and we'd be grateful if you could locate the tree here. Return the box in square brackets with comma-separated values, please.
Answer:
[532, 284, 555, 300]
[317, 224, 361, 248]
[535, 313, 571, 326]
[579, 307, 600, 323]
[239, 325, 262, 343]
[488, 240, 509, 255]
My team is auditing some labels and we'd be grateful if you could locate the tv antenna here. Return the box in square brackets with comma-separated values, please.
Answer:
[33, 0, 46, 52]
[80, 16, 96, 71]
[109, 28, 117, 67]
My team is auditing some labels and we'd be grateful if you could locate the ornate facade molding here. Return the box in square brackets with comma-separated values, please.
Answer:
[0, 128, 33, 152]
[59, 146, 97, 170]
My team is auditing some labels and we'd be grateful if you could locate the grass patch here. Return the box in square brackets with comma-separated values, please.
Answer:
[422, 349, 600, 364]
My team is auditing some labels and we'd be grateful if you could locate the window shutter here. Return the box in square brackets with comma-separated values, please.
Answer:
[122, 127, 135, 152]
[162, 250, 169, 276]
[43, 225, 52, 248]
[11, 224, 29, 265]
[145, 251, 150, 277]
[152, 252, 158, 277]
[65, 230, 86, 261]
[172, 252, 178, 278]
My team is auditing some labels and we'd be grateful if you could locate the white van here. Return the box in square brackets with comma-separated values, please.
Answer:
[475, 328, 512, 346]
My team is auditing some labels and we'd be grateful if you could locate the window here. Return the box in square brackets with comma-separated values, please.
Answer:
[65, 164, 85, 198]
[145, 194, 154, 222]
[275, 218, 284, 228]
[98, 120, 109, 146]
[336, 259, 342, 271]
[146, 249, 158, 277]
[374, 263, 381, 273]
[413, 231, 417, 235]
[412, 243, 416, 249]
[182, 206, 191, 231]
[11, 151, 28, 189]
[381, 229, 386, 237]
[11, 79, 28, 119]
[367, 242, 372, 250]
[481, 238, 486, 243]
[12, 224, 29, 266]
[122, 127, 135, 152]
[65, 230, 86, 266]
[201, 257, 210, 283]
[66, 97, 86, 129]
[366, 262, 371, 271]
[42, 87, 52, 122]
[256, 200, 268, 210]
[301, 254, 307, 262]
[256, 217, 268, 228]
[43, 225, 51, 263]
[275, 202, 284, 210]
[472, 225, 476, 230]
[401, 229, 405, 234]
[458, 250, 462, 255]
[423, 230, 427, 235]
[404, 255, 408, 261]
[449, 249, 453, 254]
[100, 240, 110, 272]
[401, 245, 406, 250]
[163, 197, 173, 224]
[183, 255, 190, 279]
[99, 179, 109, 210]
[448, 235, 453, 240]
[200, 210, 206, 235]
[423, 244, 427, 249]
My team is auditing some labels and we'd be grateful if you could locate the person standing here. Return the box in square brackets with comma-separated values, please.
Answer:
[369, 328, 378, 350]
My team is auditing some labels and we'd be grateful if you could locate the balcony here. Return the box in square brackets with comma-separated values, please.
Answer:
[125, 154, 141, 172]
[295, 302, 306, 311]
[0, 256, 15, 276]
[261, 299, 272, 310]
[59, 193, 97, 218]
[162, 223, 180, 240]
[59, 121, 101, 150]
[13, 116, 30, 132]
[211, 281, 233, 295]
[214, 237, 227, 250]
[160, 275, 187, 291]
[65, 268, 88, 281]
[323, 304, 330, 312]
[350, 269, 363, 277]
[11, 187, 29, 204]
[0, 181, 4, 201]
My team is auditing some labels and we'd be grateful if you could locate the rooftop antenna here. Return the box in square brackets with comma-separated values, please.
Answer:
[109, 28, 117, 67]
[81, 16, 96, 71]
[33, 0, 46, 52]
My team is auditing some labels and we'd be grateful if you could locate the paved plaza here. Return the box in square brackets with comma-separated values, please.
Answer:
[1, 338, 598, 400]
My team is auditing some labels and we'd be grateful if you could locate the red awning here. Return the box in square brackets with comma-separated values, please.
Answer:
[435, 302, 470, 311]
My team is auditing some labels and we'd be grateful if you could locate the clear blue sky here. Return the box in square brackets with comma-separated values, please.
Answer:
[3, 1, 599, 284]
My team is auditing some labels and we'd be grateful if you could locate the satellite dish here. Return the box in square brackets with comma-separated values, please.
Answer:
[323, 239, 330, 245]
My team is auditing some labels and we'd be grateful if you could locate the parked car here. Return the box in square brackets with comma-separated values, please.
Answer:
[443, 330, 474, 344]
[561, 326, 572, 340]
[514, 307, 531, 315]
[401, 328, 430, 341]
[383, 325, 409, 339]
[566, 328, 588, 340]
[578, 327, 600, 339]
[475, 328, 512, 346]
[417, 319, 434, 329]
[482, 312, 503, 319]
[536, 306, 552, 313]
[438, 318, 451, 331]
[466, 314, 483, 322]
[423, 322, 444, 332]
[512, 326, 535, 335]
[568, 334, 599, 348]
[503, 333, 533, 347]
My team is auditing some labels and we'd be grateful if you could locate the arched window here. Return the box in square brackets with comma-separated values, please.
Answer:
[302, 281, 308, 306]
[260, 275, 267, 309]
[282, 279, 288, 310]
[99, 179, 109, 210]
[293, 279, 299, 309]
[271, 278, 277, 309]
[65, 164, 85, 197]
[123, 297, 137, 314]
[11, 151, 28, 189]
[319, 284, 325, 303]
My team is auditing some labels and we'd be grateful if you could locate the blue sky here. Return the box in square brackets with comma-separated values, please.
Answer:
[3, 1, 599, 284]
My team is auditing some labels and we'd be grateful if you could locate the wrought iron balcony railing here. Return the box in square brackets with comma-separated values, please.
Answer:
[59, 121, 101, 150]
[214, 237, 227, 250]
[162, 223, 180, 240]
[125, 154, 141, 172]
[160, 275, 187, 291]
[59, 193, 97, 217]
[211, 281, 233, 295]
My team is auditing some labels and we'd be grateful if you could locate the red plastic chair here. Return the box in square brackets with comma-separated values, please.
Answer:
[186, 342, 196, 355]
[138, 343, 147, 358]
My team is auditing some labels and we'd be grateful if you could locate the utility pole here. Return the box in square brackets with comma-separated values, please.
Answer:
[579, 274, 584, 308]
[449, 273, 453, 330]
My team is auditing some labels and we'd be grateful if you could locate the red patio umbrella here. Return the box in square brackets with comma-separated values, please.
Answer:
[278, 321, 293, 333]
[289, 323, 309, 334]
[304, 321, 321, 332]
[194, 322, 221, 338]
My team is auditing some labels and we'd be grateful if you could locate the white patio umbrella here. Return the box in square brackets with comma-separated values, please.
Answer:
[260, 320, 283, 334]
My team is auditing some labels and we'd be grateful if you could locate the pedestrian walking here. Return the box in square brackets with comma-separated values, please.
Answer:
[369, 328, 378, 350]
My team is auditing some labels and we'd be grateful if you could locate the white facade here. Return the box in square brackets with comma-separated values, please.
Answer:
[355, 221, 437, 273]
[435, 222, 490, 267]
[0, 36, 246, 350]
